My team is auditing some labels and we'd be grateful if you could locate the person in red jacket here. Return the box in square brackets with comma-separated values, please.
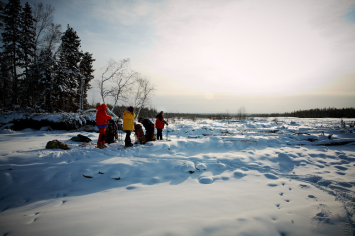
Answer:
[96, 103, 112, 148]
[155, 111, 168, 140]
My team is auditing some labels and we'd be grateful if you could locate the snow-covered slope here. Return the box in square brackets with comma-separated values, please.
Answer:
[0, 117, 354, 236]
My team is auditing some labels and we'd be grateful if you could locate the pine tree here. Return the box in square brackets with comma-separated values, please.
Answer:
[36, 48, 55, 112]
[0, 51, 12, 109]
[0, 2, 5, 30]
[53, 48, 70, 111]
[79, 52, 95, 110]
[57, 24, 81, 112]
[1, 0, 23, 106]
[19, 2, 36, 107]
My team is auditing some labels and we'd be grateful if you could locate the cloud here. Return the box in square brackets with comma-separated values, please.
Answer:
[29, 0, 355, 112]
[88, 0, 156, 26]
[141, 0, 355, 98]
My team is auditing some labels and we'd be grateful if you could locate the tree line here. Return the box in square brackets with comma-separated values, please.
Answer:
[275, 107, 355, 118]
[254, 107, 355, 118]
[164, 107, 355, 120]
[0, 0, 94, 113]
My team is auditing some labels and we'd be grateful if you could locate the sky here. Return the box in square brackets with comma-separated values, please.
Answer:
[24, 0, 355, 113]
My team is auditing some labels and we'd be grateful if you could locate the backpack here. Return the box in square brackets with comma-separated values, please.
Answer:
[134, 123, 146, 144]
[46, 140, 70, 150]
[70, 134, 92, 143]
[105, 119, 118, 144]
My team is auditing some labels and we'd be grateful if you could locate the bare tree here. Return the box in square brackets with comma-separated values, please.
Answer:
[98, 59, 138, 118]
[131, 76, 155, 119]
[32, 3, 61, 54]
[43, 23, 62, 55]
[237, 106, 247, 120]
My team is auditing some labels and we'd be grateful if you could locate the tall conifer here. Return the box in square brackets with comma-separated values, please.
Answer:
[36, 48, 55, 112]
[79, 52, 95, 110]
[58, 24, 81, 111]
[1, 0, 23, 106]
[19, 2, 36, 107]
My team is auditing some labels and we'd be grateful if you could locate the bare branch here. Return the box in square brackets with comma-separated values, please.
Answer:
[131, 76, 155, 119]
[98, 59, 138, 118]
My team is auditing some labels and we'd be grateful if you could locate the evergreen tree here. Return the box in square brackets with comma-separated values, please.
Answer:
[53, 47, 70, 111]
[0, 2, 5, 30]
[19, 2, 36, 107]
[58, 24, 81, 111]
[36, 48, 55, 112]
[1, 0, 23, 106]
[0, 51, 12, 109]
[79, 52, 95, 110]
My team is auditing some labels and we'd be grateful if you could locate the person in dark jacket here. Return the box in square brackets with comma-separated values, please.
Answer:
[96, 103, 112, 148]
[155, 111, 168, 140]
[105, 119, 118, 144]
[138, 118, 155, 142]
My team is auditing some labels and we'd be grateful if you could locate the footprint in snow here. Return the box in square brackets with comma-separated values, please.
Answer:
[337, 182, 352, 188]
[334, 165, 347, 171]
[181, 162, 196, 174]
[28, 217, 39, 224]
[26, 212, 41, 224]
[307, 195, 318, 201]
[233, 171, 246, 179]
[267, 183, 278, 187]
[54, 200, 66, 207]
[126, 186, 137, 190]
[299, 184, 310, 189]
[82, 169, 94, 178]
[336, 171, 346, 175]
[196, 163, 207, 171]
[199, 176, 214, 184]
[110, 170, 121, 180]
[264, 173, 279, 180]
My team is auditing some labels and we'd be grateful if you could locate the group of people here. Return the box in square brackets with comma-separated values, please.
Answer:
[95, 104, 168, 148]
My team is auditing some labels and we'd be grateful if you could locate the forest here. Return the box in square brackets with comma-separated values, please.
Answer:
[165, 107, 355, 119]
[0, 0, 155, 117]
[0, 0, 96, 112]
[266, 107, 355, 118]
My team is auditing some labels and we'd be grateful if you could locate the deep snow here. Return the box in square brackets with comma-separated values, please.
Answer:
[0, 117, 355, 236]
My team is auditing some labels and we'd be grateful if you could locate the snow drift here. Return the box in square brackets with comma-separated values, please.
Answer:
[0, 117, 355, 236]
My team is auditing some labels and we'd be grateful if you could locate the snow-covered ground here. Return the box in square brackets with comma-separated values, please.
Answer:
[0, 117, 355, 236]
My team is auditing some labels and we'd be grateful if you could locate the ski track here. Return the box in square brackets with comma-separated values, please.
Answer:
[0, 117, 355, 235]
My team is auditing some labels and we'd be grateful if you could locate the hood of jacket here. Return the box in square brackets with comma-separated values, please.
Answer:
[96, 104, 107, 111]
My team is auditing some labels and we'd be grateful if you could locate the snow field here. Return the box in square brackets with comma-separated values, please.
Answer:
[0, 117, 355, 235]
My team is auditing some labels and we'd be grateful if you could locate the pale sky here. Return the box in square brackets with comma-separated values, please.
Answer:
[26, 0, 355, 113]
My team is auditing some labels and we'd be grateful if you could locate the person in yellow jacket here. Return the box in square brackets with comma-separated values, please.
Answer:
[123, 106, 135, 147]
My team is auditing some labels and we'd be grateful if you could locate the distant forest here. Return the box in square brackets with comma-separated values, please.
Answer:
[165, 107, 355, 119]
[266, 107, 355, 118]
